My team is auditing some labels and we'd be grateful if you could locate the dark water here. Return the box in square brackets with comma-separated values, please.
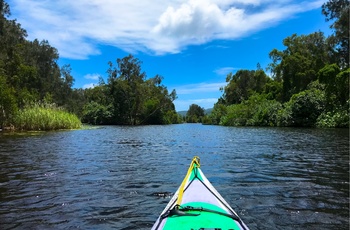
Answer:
[0, 124, 348, 230]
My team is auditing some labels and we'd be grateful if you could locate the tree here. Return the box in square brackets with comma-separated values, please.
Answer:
[56, 64, 74, 106]
[107, 55, 146, 125]
[286, 88, 326, 127]
[82, 101, 112, 125]
[208, 103, 227, 125]
[116, 54, 146, 124]
[222, 69, 271, 105]
[223, 70, 255, 104]
[322, 0, 349, 68]
[268, 32, 329, 101]
[66, 88, 86, 118]
[318, 64, 349, 106]
[186, 104, 205, 123]
[0, 3, 70, 108]
[0, 74, 17, 126]
[139, 75, 177, 124]
[103, 55, 178, 125]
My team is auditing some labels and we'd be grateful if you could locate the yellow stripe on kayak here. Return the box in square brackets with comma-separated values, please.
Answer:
[176, 156, 200, 207]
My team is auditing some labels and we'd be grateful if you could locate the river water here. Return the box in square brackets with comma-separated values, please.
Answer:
[0, 124, 348, 229]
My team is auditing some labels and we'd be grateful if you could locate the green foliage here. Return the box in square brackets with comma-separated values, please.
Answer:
[82, 101, 112, 125]
[318, 64, 349, 107]
[335, 68, 350, 105]
[220, 103, 251, 126]
[318, 63, 338, 108]
[13, 103, 81, 130]
[263, 81, 283, 101]
[107, 55, 146, 125]
[212, 83, 343, 128]
[201, 115, 211, 125]
[0, 74, 17, 126]
[213, 0, 349, 128]
[64, 88, 86, 118]
[284, 88, 326, 127]
[220, 94, 282, 126]
[322, 0, 349, 68]
[0, 1, 80, 130]
[186, 104, 205, 123]
[81, 55, 178, 125]
[316, 104, 349, 128]
[247, 95, 282, 126]
[223, 70, 255, 104]
[207, 103, 227, 125]
[275, 105, 293, 127]
[141, 98, 162, 124]
[163, 110, 182, 124]
[222, 69, 271, 105]
[269, 32, 329, 101]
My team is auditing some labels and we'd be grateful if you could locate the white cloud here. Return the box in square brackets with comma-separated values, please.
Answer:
[214, 67, 238, 75]
[174, 82, 225, 94]
[152, 0, 324, 53]
[82, 83, 96, 89]
[10, 0, 324, 59]
[84, 74, 100, 81]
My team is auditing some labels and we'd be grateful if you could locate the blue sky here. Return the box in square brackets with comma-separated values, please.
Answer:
[8, 0, 331, 111]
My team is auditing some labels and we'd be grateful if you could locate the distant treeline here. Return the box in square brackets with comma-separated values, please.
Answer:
[189, 0, 349, 128]
[0, 0, 180, 129]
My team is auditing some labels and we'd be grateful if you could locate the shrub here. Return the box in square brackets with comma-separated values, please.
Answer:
[285, 88, 326, 127]
[220, 103, 251, 126]
[220, 94, 283, 127]
[316, 103, 349, 128]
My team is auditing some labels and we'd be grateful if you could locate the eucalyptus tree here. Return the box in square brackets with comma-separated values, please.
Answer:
[106, 54, 178, 125]
[322, 0, 349, 68]
[107, 55, 145, 124]
[269, 32, 329, 101]
[222, 68, 270, 105]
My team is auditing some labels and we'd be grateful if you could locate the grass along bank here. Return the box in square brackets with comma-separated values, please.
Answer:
[13, 104, 81, 131]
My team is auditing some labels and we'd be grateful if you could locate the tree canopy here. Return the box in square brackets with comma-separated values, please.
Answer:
[322, 0, 349, 68]
[207, 0, 349, 128]
[186, 104, 205, 123]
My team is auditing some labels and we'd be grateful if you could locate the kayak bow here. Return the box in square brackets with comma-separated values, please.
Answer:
[152, 156, 249, 230]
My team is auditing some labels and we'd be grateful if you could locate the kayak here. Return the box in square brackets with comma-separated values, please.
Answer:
[152, 156, 249, 230]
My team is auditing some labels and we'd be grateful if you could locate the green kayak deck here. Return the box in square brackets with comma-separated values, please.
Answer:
[162, 202, 240, 229]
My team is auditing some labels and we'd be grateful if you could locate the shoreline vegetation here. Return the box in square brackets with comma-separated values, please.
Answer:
[5, 103, 81, 131]
[0, 0, 349, 131]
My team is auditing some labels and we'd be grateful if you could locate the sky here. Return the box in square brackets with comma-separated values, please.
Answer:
[8, 0, 331, 111]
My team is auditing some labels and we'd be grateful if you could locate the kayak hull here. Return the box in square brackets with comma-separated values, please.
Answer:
[152, 157, 249, 230]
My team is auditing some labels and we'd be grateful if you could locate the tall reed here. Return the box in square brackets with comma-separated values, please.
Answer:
[13, 103, 81, 131]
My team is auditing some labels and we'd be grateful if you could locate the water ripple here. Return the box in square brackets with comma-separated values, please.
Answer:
[0, 125, 348, 229]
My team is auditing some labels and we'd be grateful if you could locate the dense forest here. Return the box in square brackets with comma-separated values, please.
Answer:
[0, 0, 348, 130]
[0, 0, 180, 130]
[200, 0, 349, 128]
